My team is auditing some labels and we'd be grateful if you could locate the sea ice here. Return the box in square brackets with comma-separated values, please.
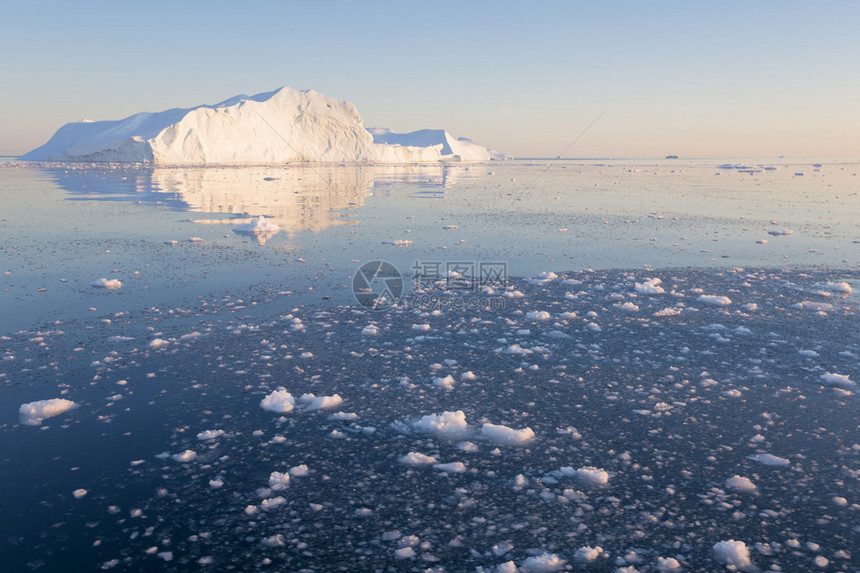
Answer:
[90, 278, 122, 290]
[746, 453, 790, 466]
[432, 461, 466, 473]
[698, 295, 732, 306]
[171, 450, 197, 462]
[725, 475, 757, 492]
[399, 452, 437, 466]
[480, 423, 535, 445]
[520, 552, 567, 572]
[232, 216, 280, 235]
[819, 372, 855, 389]
[18, 398, 79, 426]
[297, 393, 343, 410]
[260, 388, 295, 413]
[635, 278, 665, 294]
[412, 410, 469, 438]
[712, 539, 752, 568]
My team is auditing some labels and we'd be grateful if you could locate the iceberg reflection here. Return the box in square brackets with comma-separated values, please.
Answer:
[40, 162, 487, 244]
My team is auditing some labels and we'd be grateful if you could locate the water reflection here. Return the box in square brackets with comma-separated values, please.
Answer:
[42, 163, 484, 244]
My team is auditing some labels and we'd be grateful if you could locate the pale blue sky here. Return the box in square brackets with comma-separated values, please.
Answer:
[2, 0, 858, 158]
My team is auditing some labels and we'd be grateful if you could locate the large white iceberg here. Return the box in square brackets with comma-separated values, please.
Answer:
[22, 86, 502, 164]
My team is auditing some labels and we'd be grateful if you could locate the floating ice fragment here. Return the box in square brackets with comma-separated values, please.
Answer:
[19, 398, 79, 426]
[196, 429, 225, 441]
[90, 278, 122, 290]
[656, 557, 682, 572]
[712, 539, 752, 568]
[73, 488, 88, 499]
[520, 552, 567, 572]
[260, 496, 286, 510]
[412, 410, 469, 438]
[399, 452, 437, 466]
[171, 450, 197, 462]
[820, 372, 855, 389]
[575, 466, 610, 486]
[725, 475, 757, 492]
[268, 471, 290, 490]
[698, 295, 732, 306]
[526, 310, 551, 321]
[289, 464, 309, 477]
[747, 453, 789, 466]
[297, 393, 343, 410]
[232, 216, 280, 235]
[148, 338, 169, 349]
[635, 278, 665, 294]
[574, 545, 603, 562]
[361, 325, 379, 336]
[411, 323, 431, 332]
[792, 301, 833, 311]
[481, 423, 535, 445]
[768, 229, 793, 236]
[461, 371, 477, 381]
[433, 461, 466, 473]
[433, 375, 456, 390]
[260, 388, 295, 413]
[815, 281, 852, 294]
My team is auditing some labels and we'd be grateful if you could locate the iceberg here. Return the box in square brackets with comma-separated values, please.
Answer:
[21, 86, 502, 164]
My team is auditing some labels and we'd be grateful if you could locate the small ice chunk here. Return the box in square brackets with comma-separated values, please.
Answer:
[433, 461, 466, 473]
[698, 295, 732, 306]
[148, 338, 169, 349]
[268, 471, 290, 490]
[656, 557, 682, 572]
[171, 450, 197, 463]
[19, 398, 79, 426]
[747, 453, 789, 466]
[767, 229, 793, 236]
[575, 466, 609, 486]
[635, 278, 665, 294]
[412, 411, 469, 438]
[361, 325, 379, 336]
[72, 488, 88, 499]
[574, 545, 603, 562]
[399, 452, 437, 466]
[289, 464, 309, 477]
[433, 375, 456, 390]
[520, 552, 567, 572]
[90, 278, 122, 290]
[712, 539, 752, 568]
[411, 323, 431, 332]
[725, 475, 757, 492]
[526, 310, 551, 321]
[481, 423, 535, 446]
[196, 429, 225, 441]
[820, 372, 855, 389]
[260, 496, 286, 510]
[815, 281, 852, 294]
[260, 388, 295, 413]
[297, 393, 343, 410]
[232, 216, 280, 235]
[792, 301, 833, 311]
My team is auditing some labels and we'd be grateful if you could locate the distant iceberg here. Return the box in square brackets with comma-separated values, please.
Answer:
[21, 86, 503, 164]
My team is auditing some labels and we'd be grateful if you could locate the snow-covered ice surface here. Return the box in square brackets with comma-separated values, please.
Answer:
[1, 159, 859, 571]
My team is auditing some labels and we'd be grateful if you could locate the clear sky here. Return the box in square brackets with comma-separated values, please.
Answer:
[1, 0, 858, 158]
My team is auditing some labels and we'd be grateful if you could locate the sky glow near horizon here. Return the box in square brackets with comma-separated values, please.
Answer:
[1, 0, 858, 158]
